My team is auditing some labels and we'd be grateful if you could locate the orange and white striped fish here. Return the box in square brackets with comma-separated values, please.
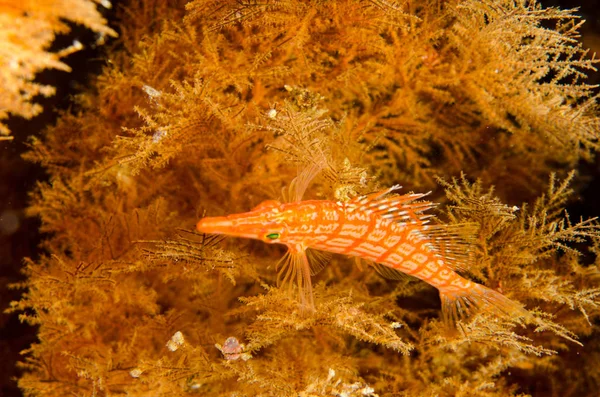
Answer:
[197, 182, 530, 324]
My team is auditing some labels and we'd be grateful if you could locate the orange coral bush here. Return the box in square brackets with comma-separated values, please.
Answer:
[8, 0, 600, 396]
[0, 0, 116, 138]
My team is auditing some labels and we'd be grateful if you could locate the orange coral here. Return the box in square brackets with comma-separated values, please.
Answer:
[0, 0, 116, 138]
[7, 0, 600, 396]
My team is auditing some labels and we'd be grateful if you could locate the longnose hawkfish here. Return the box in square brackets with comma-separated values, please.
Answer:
[197, 172, 530, 324]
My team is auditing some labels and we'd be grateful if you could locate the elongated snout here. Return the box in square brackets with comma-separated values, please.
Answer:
[196, 216, 232, 234]
[196, 213, 269, 240]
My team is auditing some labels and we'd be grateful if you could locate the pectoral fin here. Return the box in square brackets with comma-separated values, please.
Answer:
[306, 248, 332, 276]
[276, 250, 315, 311]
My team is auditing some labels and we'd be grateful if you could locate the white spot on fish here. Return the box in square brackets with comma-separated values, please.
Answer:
[366, 228, 387, 242]
[314, 223, 337, 234]
[298, 223, 314, 233]
[401, 260, 419, 271]
[354, 242, 387, 257]
[340, 223, 368, 238]
[324, 210, 340, 221]
[425, 261, 439, 272]
[326, 237, 355, 248]
[397, 243, 416, 255]
[384, 253, 404, 264]
[384, 235, 401, 247]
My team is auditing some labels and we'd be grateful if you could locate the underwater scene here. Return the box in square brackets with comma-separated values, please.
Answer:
[1, 0, 600, 396]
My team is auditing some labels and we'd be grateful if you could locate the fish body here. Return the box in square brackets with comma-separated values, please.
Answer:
[197, 186, 529, 323]
[294, 201, 470, 292]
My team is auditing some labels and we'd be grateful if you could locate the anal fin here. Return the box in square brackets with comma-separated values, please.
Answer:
[371, 262, 416, 282]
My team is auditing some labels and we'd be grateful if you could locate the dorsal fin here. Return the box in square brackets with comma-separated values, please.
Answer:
[282, 161, 327, 203]
[348, 185, 437, 224]
[349, 186, 478, 273]
[421, 223, 478, 272]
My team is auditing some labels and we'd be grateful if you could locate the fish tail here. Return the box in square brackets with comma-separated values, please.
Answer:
[439, 281, 532, 326]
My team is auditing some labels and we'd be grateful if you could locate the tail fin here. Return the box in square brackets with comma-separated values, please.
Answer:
[440, 282, 532, 326]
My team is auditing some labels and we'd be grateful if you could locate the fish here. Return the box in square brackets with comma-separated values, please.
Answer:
[196, 172, 530, 324]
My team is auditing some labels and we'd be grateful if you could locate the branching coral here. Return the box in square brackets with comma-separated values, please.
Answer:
[0, 0, 117, 138]
[7, 0, 600, 396]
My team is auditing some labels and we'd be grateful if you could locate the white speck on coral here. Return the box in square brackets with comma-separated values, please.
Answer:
[129, 368, 142, 378]
[143, 85, 162, 100]
[362, 386, 375, 395]
[391, 322, 402, 329]
[95, 32, 107, 46]
[153, 129, 167, 143]
[360, 171, 368, 187]
[100, 0, 112, 8]
[72, 40, 83, 50]
[166, 331, 185, 351]
[267, 108, 277, 119]
[327, 368, 336, 382]
[173, 331, 184, 344]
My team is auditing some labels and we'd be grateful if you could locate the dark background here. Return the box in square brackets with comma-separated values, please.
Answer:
[0, 1, 598, 396]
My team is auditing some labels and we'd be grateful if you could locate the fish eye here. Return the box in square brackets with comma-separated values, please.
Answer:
[265, 232, 280, 240]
